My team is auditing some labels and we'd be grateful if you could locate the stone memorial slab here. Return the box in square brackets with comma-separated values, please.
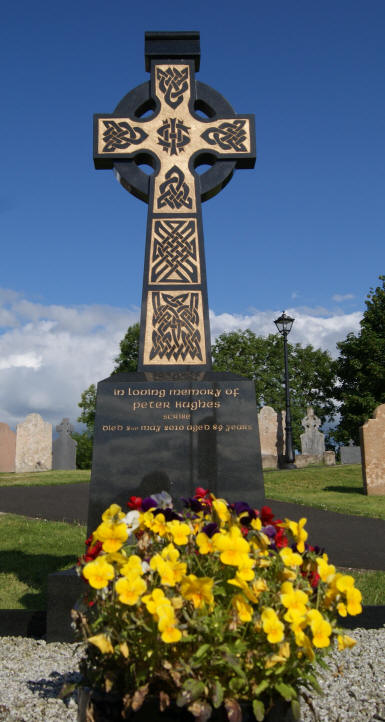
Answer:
[53, 418, 77, 470]
[340, 439, 362, 465]
[0, 423, 16, 472]
[300, 406, 325, 455]
[87, 31, 264, 535]
[15, 413, 52, 473]
[360, 404, 385, 495]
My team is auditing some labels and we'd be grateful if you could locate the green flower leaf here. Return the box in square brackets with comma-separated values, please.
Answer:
[212, 680, 224, 709]
[252, 699, 265, 722]
[291, 699, 301, 720]
[176, 679, 206, 707]
[274, 682, 296, 702]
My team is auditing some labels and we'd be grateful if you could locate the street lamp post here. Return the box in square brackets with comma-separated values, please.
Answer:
[274, 311, 296, 468]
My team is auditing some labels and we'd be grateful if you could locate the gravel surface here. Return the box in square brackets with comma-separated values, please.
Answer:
[0, 628, 384, 721]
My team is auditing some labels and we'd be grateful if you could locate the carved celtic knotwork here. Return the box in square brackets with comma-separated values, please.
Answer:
[101, 120, 148, 152]
[157, 118, 191, 156]
[201, 119, 248, 152]
[150, 292, 203, 362]
[157, 166, 193, 210]
[157, 67, 189, 109]
[150, 219, 198, 283]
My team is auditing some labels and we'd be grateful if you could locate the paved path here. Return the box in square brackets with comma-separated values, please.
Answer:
[0, 483, 384, 570]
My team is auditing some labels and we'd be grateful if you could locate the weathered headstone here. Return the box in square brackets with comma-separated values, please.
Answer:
[257, 406, 286, 469]
[0, 423, 16, 472]
[360, 404, 385, 495]
[53, 418, 77, 470]
[300, 407, 325, 455]
[15, 413, 52, 472]
[88, 31, 264, 533]
[340, 439, 362, 465]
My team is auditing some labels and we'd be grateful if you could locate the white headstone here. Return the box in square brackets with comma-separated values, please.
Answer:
[15, 413, 52, 472]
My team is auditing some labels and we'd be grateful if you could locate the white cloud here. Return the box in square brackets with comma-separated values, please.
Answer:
[210, 308, 361, 355]
[332, 293, 355, 302]
[0, 289, 362, 431]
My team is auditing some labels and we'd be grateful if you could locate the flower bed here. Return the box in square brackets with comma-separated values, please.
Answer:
[73, 488, 361, 721]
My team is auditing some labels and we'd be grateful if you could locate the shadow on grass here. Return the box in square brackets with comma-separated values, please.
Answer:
[0, 550, 79, 609]
[323, 485, 365, 495]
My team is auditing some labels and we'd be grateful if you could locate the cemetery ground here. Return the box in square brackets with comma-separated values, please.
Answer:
[0, 463, 384, 613]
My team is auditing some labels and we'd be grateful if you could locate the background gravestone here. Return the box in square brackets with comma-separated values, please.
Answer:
[300, 407, 325, 455]
[0, 423, 16, 472]
[15, 413, 52, 473]
[53, 418, 77, 470]
[340, 439, 362, 465]
[360, 403, 385, 495]
[257, 406, 285, 469]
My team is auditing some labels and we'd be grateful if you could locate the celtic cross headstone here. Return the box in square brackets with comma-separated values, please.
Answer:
[88, 32, 264, 533]
[94, 31, 255, 372]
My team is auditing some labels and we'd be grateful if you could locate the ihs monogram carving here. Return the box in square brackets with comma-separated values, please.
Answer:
[150, 219, 199, 284]
[101, 120, 148, 152]
[157, 118, 191, 155]
[156, 66, 189, 109]
[201, 119, 248, 152]
[149, 292, 203, 362]
[157, 166, 193, 210]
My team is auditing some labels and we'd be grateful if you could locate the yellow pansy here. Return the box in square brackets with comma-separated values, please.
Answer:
[232, 594, 253, 622]
[83, 556, 115, 589]
[151, 513, 168, 537]
[235, 553, 255, 581]
[345, 587, 362, 616]
[115, 574, 147, 605]
[285, 518, 308, 553]
[335, 574, 355, 593]
[265, 641, 290, 668]
[279, 547, 303, 568]
[88, 633, 114, 654]
[161, 543, 180, 562]
[160, 623, 182, 643]
[180, 574, 214, 608]
[212, 498, 231, 524]
[306, 609, 332, 648]
[212, 525, 250, 566]
[94, 520, 128, 553]
[150, 555, 187, 586]
[337, 634, 356, 650]
[167, 520, 191, 545]
[317, 556, 336, 583]
[196, 532, 215, 554]
[280, 581, 309, 621]
[102, 503, 125, 522]
[120, 554, 143, 576]
[251, 517, 262, 531]
[261, 607, 285, 644]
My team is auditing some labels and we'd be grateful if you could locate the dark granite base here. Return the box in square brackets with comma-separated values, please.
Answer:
[46, 567, 85, 642]
[88, 371, 264, 533]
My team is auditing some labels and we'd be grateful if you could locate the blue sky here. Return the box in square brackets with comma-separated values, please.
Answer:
[0, 0, 384, 428]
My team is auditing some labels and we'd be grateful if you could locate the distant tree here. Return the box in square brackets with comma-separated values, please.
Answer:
[212, 330, 337, 450]
[334, 276, 385, 444]
[71, 431, 93, 469]
[112, 322, 140, 373]
[77, 383, 97, 435]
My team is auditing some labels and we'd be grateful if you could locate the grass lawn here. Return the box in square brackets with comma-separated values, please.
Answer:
[264, 464, 385, 520]
[0, 514, 86, 609]
[0, 469, 90, 487]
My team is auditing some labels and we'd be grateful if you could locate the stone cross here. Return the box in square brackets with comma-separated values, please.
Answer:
[94, 31, 256, 373]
